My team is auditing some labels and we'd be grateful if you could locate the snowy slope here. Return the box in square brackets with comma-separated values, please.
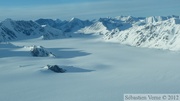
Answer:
[78, 22, 109, 34]
[105, 16, 180, 51]
[77, 16, 180, 51]
[40, 25, 64, 40]
[78, 17, 133, 35]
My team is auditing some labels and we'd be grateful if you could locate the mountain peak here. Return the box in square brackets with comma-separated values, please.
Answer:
[69, 17, 81, 22]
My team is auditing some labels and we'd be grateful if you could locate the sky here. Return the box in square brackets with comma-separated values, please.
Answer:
[0, 0, 180, 21]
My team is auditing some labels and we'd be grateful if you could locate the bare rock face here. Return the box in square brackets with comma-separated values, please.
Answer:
[46, 65, 66, 73]
[29, 45, 55, 57]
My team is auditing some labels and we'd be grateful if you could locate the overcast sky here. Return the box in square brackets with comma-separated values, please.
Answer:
[0, 0, 179, 21]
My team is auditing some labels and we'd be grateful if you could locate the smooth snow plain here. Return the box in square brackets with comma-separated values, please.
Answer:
[0, 34, 180, 101]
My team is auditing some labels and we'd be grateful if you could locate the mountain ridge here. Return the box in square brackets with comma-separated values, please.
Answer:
[1, 15, 180, 51]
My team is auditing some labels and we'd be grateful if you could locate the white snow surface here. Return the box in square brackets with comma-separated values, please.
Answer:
[0, 35, 180, 101]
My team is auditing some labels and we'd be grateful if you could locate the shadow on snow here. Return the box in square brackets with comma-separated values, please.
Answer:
[0, 47, 91, 59]
[50, 48, 91, 59]
[40, 65, 94, 73]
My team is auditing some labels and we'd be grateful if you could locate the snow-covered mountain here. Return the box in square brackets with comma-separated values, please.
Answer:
[36, 18, 92, 33]
[77, 15, 180, 51]
[1, 16, 180, 51]
[105, 16, 180, 51]
[77, 16, 134, 35]
[0, 19, 64, 42]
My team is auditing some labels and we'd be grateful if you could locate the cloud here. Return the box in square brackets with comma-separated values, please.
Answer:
[0, 1, 112, 20]
[0, 0, 179, 21]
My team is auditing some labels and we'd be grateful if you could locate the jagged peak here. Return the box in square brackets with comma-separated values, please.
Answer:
[69, 17, 81, 22]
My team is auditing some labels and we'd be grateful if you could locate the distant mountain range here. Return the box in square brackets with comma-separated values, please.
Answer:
[0, 15, 180, 51]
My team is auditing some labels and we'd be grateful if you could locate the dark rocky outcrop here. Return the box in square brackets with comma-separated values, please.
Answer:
[47, 65, 66, 73]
